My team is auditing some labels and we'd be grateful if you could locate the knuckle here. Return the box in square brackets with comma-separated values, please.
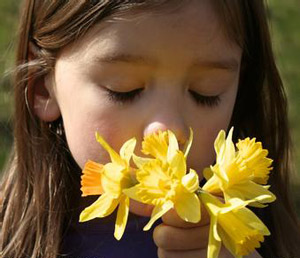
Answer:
[157, 248, 171, 258]
[153, 225, 172, 249]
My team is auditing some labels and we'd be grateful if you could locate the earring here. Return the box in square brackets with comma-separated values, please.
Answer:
[48, 119, 64, 136]
[56, 120, 64, 136]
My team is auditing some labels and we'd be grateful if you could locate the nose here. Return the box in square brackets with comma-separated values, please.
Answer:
[142, 80, 190, 149]
[143, 120, 189, 148]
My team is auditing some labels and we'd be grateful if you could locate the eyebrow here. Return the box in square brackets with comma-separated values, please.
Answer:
[94, 53, 239, 71]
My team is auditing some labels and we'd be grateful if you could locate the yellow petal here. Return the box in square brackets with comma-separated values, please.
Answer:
[234, 206, 270, 236]
[114, 195, 130, 240]
[218, 218, 263, 257]
[183, 127, 193, 158]
[174, 191, 201, 223]
[200, 191, 269, 257]
[217, 204, 266, 256]
[167, 130, 179, 163]
[79, 193, 119, 222]
[220, 197, 249, 214]
[214, 128, 236, 167]
[214, 164, 229, 183]
[225, 181, 276, 205]
[80, 160, 104, 196]
[207, 216, 222, 258]
[143, 201, 173, 231]
[236, 138, 272, 185]
[225, 161, 252, 186]
[224, 127, 235, 163]
[169, 151, 186, 179]
[135, 159, 169, 189]
[122, 185, 143, 203]
[124, 180, 165, 206]
[142, 130, 168, 160]
[132, 154, 153, 169]
[203, 166, 213, 180]
[200, 192, 221, 217]
[202, 164, 228, 193]
[95, 132, 123, 165]
[101, 163, 125, 197]
[181, 169, 200, 193]
[214, 130, 226, 163]
[133, 160, 179, 206]
[120, 137, 136, 164]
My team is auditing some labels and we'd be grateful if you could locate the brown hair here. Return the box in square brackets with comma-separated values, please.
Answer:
[1, 0, 299, 257]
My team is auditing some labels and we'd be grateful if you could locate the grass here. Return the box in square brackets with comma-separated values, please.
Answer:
[268, 0, 300, 214]
[269, 0, 300, 172]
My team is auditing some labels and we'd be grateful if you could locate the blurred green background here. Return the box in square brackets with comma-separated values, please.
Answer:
[0, 1, 299, 212]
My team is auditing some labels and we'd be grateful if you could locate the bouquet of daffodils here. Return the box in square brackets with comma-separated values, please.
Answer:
[79, 128, 276, 258]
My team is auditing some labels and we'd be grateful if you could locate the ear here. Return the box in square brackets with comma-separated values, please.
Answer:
[32, 73, 61, 122]
[28, 42, 61, 122]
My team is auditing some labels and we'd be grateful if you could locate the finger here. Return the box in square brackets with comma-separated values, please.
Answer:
[162, 204, 210, 228]
[153, 223, 209, 250]
[157, 246, 237, 258]
[157, 247, 207, 258]
[129, 200, 154, 217]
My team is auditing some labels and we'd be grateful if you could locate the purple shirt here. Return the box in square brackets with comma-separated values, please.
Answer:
[60, 209, 160, 258]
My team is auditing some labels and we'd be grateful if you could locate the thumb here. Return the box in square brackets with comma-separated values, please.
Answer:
[162, 203, 210, 228]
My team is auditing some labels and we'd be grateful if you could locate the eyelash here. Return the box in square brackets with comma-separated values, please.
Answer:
[188, 90, 221, 107]
[105, 88, 143, 103]
[105, 88, 220, 107]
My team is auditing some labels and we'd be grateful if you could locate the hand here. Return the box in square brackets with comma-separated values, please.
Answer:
[129, 199, 154, 217]
[153, 207, 263, 258]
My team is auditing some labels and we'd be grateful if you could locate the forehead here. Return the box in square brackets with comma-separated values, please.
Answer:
[58, 0, 241, 66]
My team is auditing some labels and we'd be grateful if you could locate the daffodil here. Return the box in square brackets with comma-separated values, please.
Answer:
[236, 137, 273, 185]
[123, 130, 201, 231]
[142, 128, 193, 162]
[200, 192, 270, 258]
[79, 132, 136, 240]
[203, 128, 276, 207]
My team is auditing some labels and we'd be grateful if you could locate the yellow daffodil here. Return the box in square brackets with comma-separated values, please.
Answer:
[142, 128, 194, 162]
[200, 192, 270, 258]
[203, 128, 276, 207]
[236, 137, 273, 185]
[79, 132, 136, 240]
[123, 130, 200, 231]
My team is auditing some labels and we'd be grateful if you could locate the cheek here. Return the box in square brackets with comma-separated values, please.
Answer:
[60, 95, 134, 169]
[54, 79, 130, 169]
[60, 101, 143, 169]
[63, 113, 118, 169]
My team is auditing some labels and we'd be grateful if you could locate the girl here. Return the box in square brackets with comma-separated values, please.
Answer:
[1, 0, 300, 257]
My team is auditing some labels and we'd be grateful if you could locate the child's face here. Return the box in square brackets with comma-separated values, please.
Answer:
[48, 0, 241, 179]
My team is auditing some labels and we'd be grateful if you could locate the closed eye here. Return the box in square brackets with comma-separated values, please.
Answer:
[104, 87, 220, 107]
[105, 88, 144, 103]
[189, 90, 220, 107]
